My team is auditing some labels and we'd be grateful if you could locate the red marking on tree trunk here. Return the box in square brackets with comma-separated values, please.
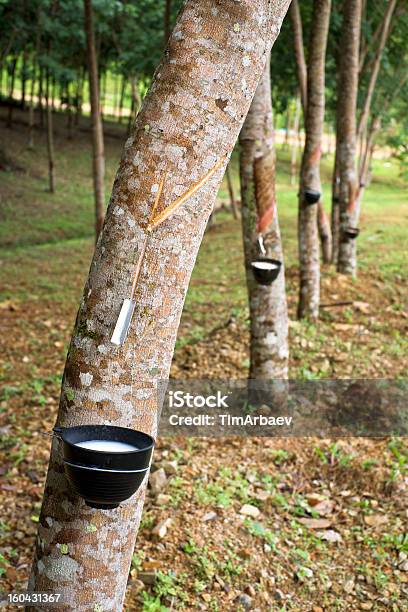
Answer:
[256, 204, 276, 233]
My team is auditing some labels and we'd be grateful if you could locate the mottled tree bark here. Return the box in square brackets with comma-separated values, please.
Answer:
[297, 0, 331, 320]
[28, 2, 291, 610]
[336, 0, 361, 276]
[239, 54, 289, 380]
[84, 0, 105, 240]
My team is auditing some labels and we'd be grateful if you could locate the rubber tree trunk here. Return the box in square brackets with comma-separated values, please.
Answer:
[239, 54, 289, 380]
[7, 57, 17, 128]
[45, 71, 56, 193]
[118, 75, 126, 124]
[225, 165, 239, 219]
[331, 146, 340, 263]
[164, 0, 172, 48]
[84, 0, 105, 240]
[289, 0, 307, 113]
[290, 92, 301, 185]
[28, 59, 36, 149]
[27, 2, 291, 609]
[290, 0, 331, 261]
[336, 0, 362, 276]
[297, 0, 331, 320]
[356, 0, 396, 149]
[317, 200, 332, 263]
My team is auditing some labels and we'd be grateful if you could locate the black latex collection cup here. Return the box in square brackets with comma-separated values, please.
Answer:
[54, 425, 155, 510]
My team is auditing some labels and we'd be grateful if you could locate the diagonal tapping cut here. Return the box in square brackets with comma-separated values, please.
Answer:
[111, 156, 226, 346]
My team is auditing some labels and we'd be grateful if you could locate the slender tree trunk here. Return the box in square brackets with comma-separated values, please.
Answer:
[354, 114, 381, 216]
[289, 0, 307, 114]
[225, 164, 239, 219]
[38, 66, 44, 128]
[7, 57, 17, 128]
[28, 3, 291, 609]
[290, 0, 331, 259]
[118, 74, 126, 124]
[74, 68, 84, 127]
[356, 0, 397, 149]
[45, 70, 56, 193]
[28, 58, 36, 149]
[284, 102, 291, 148]
[164, 0, 172, 48]
[290, 92, 301, 185]
[331, 147, 340, 263]
[317, 200, 332, 263]
[113, 71, 119, 117]
[66, 83, 73, 140]
[21, 51, 27, 107]
[297, 0, 331, 320]
[240, 54, 289, 379]
[336, 0, 362, 276]
[84, 0, 105, 240]
[130, 75, 142, 119]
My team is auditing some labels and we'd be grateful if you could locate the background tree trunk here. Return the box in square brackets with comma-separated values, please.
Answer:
[318, 200, 332, 263]
[164, 0, 172, 48]
[290, 91, 301, 185]
[27, 2, 291, 609]
[45, 70, 56, 193]
[7, 57, 17, 128]
[239, 54, 289, 380]
[290, 0, 331, 261]
[337, 0, 362, 276]
[84, 0, 105, 240]
[289, 0, 307, 113]
[225, 165, 239, 219]
[356, 0, 397, 151]
[28, 59, 36, 149]
[118, 74, 126, 124]
[331, 147, 340, 263]
[297, 0, 331, 320]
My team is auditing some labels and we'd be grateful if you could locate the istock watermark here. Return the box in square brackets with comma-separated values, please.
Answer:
[168, 390, 230, 409]
[157, 379, 408, 437]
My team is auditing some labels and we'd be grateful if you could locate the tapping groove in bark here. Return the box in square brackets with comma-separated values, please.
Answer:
[297, 0, 331, 320]
[28, 2, 291, 609]
[336, 0, 362, 276]
[239, 54, 289, 380]
[84, 0, 106, 240]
